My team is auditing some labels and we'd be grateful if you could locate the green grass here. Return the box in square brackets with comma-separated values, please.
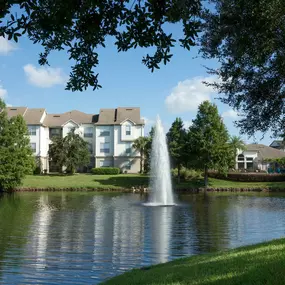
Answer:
[100, 238, 285, 285]
[20, 174, 285, 190]
[21, 174, 149, 189]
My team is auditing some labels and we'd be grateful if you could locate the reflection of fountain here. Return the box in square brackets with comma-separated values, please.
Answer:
[30, 195, 53, 270]
[152, 207, 172, 263]
[146, 116, 175, 206]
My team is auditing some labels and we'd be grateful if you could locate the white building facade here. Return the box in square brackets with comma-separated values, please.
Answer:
[236, 144, 285, 171]
[6, 107, 145, 173]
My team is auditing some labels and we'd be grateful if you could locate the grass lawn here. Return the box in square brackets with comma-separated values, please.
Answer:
[21, 174, 285, 190]
[100, 238, 285, 285]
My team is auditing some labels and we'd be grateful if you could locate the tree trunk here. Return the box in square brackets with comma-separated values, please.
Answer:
[177, 164, 181, 184]
[204, 165, 208, 187]
[140, 151, 143, 173]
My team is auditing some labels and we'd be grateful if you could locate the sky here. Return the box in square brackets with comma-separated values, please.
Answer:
[0, 23, 276, 145]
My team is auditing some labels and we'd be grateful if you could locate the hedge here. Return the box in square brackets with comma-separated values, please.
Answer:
[208, 171, 285, 182]
[91, 167, 120, 175]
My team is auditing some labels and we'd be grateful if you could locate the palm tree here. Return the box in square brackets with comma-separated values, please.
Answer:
[229, 136, 245, 168]
[133, 136, 149, 173]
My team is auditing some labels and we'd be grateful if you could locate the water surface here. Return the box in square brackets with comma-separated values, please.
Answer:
[0, 192, 284, 284]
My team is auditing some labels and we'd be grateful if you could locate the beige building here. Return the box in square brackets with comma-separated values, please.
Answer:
[236, 144, 285, 171]
[6, 106, 145, 173]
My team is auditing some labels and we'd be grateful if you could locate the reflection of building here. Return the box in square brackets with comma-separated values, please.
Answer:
[6, 107, 145, 173]
[236, 144, 285, 171]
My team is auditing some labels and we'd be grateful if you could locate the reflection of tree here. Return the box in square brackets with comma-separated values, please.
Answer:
[190, 194, 231, 253]
[0, 194, 35, 278]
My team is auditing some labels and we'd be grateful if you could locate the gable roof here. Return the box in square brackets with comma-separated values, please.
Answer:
[43, 110, 94, 127]
[245, 144, 285, 159]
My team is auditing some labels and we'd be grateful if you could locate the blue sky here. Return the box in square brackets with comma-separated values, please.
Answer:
[0, 26, 275, 145]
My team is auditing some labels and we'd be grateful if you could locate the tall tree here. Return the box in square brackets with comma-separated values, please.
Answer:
[1, 0, 202, 91]
[200, 0, 285, 136]
[0, 100, 35, 191]
[186, 101, 231, 186]
[49, 130, 90, 174]
[144, 127, 155, 173]
[133, 136, 149, 173]
[167, 118, 186, 183]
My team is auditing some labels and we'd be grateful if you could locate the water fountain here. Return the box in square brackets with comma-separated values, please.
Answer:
[145, 116, 175, 206]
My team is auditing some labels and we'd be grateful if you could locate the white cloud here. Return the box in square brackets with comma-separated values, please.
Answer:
[23, 64, 67, 88]
[222, 109, 238, 119]
[142, 116, 155, 126]
[0, 85, 7, 98]
[0, 37, 17, 55]
[165, 76, 218, 114]
[183, 120, 193, 129]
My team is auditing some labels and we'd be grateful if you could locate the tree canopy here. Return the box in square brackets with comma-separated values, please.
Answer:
[48, 130, 90, 174]
[166, 117, 186, 182]
[186, 101, 231, 186]
[1, 0, 201, 91]
[200, 0, 285, 137]
[0, 100, 35, 191]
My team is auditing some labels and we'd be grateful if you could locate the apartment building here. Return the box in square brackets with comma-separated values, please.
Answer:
[6, 106, 145, 173]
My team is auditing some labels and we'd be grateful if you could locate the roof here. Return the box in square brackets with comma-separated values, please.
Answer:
[245, 144, 285, 159]
[43, 110, 94, 127]
[5, 106, 144, 126]
[269, 140, 284, 148]
[6, 107, 28, 119]
[6, 107, 45, 124]
[95, 107, 144, 125]
[24, 108, 46, 124]
[96, 109, 115, 125]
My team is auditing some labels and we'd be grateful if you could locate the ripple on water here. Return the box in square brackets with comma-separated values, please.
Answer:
[0, 192, 285, 284]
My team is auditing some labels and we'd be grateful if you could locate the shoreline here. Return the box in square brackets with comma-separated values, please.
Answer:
[100, 238, 285, 285]
[10, 186, 285, 193]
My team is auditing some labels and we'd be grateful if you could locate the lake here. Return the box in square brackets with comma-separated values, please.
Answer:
[0, 192, 284, 284]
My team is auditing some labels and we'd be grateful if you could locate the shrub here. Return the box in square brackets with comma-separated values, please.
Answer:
[208, 171, 285, 182]
[33, 166, 41, 175]
[91, 167, 120, 175]
[171, 167, 202, 181]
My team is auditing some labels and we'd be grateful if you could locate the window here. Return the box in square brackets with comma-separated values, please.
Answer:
[126, 142, 132, 154]
[99, 160, 111, 167]
[30, 143, 36, 153]
[100, 142, 110, 153]
[84, 127, 93, 138]
[50, 128, 61, 138]
[88, 143, 93, 154]
[100, 130, 110, 136]
[126, 125, 131, 136]
[246, 157, 253, 161]
[246, 162, 254, 170]
[238, 154, 244, 161]
[125, 161, 132, 170]
[28, 126, 36, 136]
